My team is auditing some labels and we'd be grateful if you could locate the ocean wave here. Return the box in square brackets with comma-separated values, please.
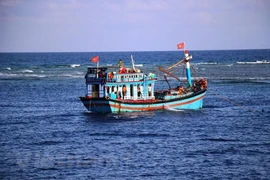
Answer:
[201, 138, 239, 142]
[0, 72, 84, 80]
[236, 60, 270, 64]
[59, 74, 82, 78]
[0, 72, 17, 77]
[0, 72, 47, 79]
[210, 78, 270, 84]
[71, 64, 80, 68]
[21, 69, 34, 73]
[195, 60, 270, 66]
[195, 62, 218, 65]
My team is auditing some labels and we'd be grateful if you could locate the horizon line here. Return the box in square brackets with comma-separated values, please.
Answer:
[0, 48, 269, 53]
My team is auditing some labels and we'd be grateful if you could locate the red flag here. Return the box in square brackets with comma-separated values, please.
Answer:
[177, 42, 185, 49]
[91, 55, 99, 63]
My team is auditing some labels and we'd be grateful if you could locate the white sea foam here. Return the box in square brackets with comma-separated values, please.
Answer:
[0, 72, 46, 79]
[236, 60, 270, 64]
[196, 62, 218, 65]
[60, 74, 83, 78]
[75, 71, 84, 75]
[164, 105, 184, 111]
[0, 72, 16, 77]
[6, 67, 11, 70]
[24, 74, 47, 78]
[71, 64, 80, 68]
[22, 69, 33, 73]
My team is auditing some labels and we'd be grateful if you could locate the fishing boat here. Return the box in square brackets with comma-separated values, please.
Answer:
[80, 45, 207, 113]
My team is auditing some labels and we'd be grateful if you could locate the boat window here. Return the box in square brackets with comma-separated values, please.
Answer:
[112, 86, 117, 94]
[92, 84, 99, 98]
[130, 84, 133, 97]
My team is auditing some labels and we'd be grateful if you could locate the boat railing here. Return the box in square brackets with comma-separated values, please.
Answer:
[86, 77, 104, 83]
[107, 73, 145, 83]
[106, 73, 157, 83]
[122, 95, 155, 100]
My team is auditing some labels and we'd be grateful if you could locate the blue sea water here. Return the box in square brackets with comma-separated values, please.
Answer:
[0, 50, 270, 179]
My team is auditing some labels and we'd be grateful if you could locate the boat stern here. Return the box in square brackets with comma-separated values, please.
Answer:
[79, 96, 112, 113]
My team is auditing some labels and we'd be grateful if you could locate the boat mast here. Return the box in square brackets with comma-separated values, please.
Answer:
[184, 50, 192, 87]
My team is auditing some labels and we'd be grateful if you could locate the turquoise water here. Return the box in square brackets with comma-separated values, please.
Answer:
[0, 50, 270, 179]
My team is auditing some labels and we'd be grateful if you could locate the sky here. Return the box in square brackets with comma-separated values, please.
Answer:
[0, 0, 269, 52]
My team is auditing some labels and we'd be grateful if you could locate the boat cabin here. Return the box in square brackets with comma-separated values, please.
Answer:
[84, 67, 157, 100]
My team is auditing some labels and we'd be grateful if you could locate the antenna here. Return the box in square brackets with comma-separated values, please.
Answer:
[131, 55, 136, 71]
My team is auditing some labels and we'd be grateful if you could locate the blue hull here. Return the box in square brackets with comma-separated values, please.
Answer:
[80, 90, 206, 113]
